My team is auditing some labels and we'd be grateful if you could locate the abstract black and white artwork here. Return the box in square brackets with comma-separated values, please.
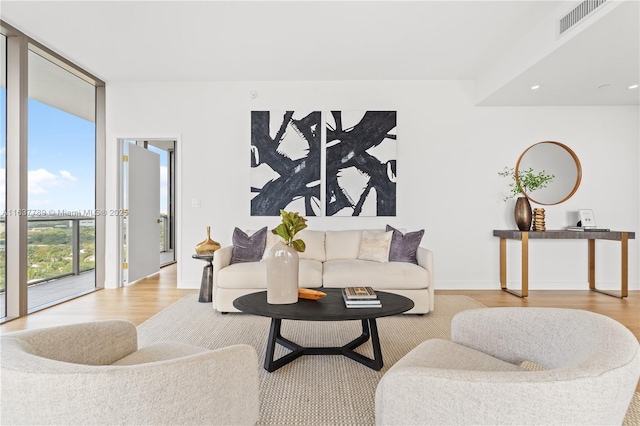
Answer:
[251, 111, 321, 216]
[325, 111, 397, 217]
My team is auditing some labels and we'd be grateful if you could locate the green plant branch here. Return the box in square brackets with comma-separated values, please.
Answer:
[499, 167, 555, 202]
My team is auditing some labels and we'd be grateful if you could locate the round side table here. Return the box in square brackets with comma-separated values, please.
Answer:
[192, 253, 215, 303]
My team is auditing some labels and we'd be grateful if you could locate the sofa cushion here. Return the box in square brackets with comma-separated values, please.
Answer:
[325, 230, 363, 260]
[298, 259, 324, 288]
[230, 227, 267, 264]
[297, 230, 326, 262]
[217, 259, 323, 289]
[386, 225, 425, 264]
[358, 230, 393, 263]
[323, 259, 429, 290]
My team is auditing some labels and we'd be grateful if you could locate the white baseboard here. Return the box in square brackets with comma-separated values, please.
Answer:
[178, 280, 201, 289]
[435, 281, 640, 291]
[177, 280, 640, 291]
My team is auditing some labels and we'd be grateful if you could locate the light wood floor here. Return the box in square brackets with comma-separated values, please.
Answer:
[0, 263, 194, 333]
[2, 263, 639, 391]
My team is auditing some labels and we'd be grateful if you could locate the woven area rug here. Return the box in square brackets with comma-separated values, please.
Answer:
[137, 294, 640, 426]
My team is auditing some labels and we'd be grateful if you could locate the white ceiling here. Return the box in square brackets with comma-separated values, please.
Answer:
[1, 0, 638, 106]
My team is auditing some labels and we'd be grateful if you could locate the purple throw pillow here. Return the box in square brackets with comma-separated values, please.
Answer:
[386, 225, 424, 264]
[230, 227, 267, 264]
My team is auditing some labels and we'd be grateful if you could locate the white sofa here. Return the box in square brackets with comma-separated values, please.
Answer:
[213, 229, 434, 314]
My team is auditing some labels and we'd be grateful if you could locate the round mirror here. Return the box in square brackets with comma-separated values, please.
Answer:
[515, 141, 582, 205]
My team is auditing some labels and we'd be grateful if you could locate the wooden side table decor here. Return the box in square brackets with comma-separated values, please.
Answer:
[532, 208, 546, 231]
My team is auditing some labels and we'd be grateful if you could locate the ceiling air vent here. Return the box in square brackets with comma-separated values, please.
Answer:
[559, 0, 608, 35]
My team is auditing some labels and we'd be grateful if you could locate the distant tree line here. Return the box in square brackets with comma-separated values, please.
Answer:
[0, 226, 95, 291]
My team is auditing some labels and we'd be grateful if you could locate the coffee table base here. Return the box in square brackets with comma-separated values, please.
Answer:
[264, 318, 383, 372]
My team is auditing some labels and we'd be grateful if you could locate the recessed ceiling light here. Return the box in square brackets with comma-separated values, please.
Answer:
[629, 84, 639, 89]
[531, 85, 540, 90]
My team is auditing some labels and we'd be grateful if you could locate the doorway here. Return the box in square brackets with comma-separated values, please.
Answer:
[121, 139, 176, 285]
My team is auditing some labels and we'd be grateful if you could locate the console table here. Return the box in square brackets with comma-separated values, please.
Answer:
[493, 230, 635, 298]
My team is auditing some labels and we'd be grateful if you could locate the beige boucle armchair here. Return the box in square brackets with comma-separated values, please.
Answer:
[1, 320, 260, 425]
[375, 307, 640, 425]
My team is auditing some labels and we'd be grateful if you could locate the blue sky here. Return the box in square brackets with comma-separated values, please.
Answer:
[1, 91, 167, 215]
[26, 97, 95, 213]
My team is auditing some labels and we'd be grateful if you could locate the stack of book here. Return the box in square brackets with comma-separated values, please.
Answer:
[342, 286, 382, 308]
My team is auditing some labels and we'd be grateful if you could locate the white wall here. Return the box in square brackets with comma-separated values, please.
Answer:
[105, 80, 639, 291]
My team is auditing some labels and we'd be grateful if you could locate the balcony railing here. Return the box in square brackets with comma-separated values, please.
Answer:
[1, 214, 172, 314]
[25, 216, 96, 285]
[0, 217, 96, 311]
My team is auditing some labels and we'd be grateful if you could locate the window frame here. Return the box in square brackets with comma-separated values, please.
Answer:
[0, 20, 105, 322]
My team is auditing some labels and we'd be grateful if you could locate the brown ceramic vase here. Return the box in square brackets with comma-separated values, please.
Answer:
[514, 196, 532, 231]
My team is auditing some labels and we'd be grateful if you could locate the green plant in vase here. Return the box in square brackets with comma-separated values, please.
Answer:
[498, 167, 555, 202]
[499, 166, 555, 231]
[272, 210, 307, 253]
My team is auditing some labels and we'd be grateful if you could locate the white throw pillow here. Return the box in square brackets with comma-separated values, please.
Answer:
[325, 230, 363, 260]
[357, 230, 393, 263]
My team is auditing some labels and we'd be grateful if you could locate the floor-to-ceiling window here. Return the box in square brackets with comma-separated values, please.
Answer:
[1, 20, 104, 320]
[27, 50, 96, 310]
[0, 34, 7, 319]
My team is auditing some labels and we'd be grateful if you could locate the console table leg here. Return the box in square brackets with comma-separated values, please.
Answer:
[589, 233, 629, 298]
[500, 235, 528, 298]
[588, 239, 595, 291]
[499, 238, 506, 290]
[521, 232, 528, 297]
[622, 232, 629, 297]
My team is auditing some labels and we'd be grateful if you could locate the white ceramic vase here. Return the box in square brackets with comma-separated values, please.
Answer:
[266, 241, 299, 304]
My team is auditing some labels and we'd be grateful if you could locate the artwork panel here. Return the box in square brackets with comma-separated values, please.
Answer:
[325, 110, 397, 217]
[251, 110, 321, 216]
[366, 137, 396, 165]
[250, 163, 280, 191]
[283, 196, 321, 217]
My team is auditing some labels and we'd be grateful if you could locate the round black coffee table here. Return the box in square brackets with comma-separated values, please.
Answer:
[233, 288, 414, 372]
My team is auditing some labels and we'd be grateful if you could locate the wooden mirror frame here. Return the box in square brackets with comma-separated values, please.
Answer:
[515, 141, 582, 205]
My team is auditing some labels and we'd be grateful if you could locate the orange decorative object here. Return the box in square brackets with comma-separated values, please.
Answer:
[297, 288, 327, 300]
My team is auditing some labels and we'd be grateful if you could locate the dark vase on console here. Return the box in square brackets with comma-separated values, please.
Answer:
[514, 196, 532, 231]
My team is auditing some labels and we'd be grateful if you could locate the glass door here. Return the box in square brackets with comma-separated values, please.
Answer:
[26, 49, 96, 310]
